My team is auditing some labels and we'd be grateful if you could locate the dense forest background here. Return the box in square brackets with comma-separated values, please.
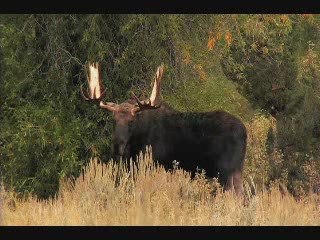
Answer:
[0, 14, 320, 199]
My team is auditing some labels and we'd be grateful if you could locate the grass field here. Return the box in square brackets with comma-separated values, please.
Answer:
[1, 59, 319, 226]
[1, 150, 320, 226]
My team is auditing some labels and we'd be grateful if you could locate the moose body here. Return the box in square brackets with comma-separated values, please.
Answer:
[81, 62, 247, 195]
[113, 102, 247, 195]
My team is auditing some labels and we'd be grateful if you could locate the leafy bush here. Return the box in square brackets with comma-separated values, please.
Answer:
[1, 14, 320, 199]
[220, 15, 302, 114]
[0, 14, 219, 198]
[218, 15, 320, 196]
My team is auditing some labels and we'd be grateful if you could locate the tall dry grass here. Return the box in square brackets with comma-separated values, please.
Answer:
[1, 148, 320, 226]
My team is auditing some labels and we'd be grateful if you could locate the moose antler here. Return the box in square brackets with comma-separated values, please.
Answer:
[81, 62, 165, 116]
[81, 62, 105, 100]
[131, 63, 165, 114]
[80, 62, 119, 112]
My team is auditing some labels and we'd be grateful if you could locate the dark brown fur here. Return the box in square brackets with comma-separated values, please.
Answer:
[111, 101, 247, 196]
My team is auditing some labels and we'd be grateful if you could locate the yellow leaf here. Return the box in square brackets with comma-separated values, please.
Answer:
[182, 50, 192, 65]
[194, 64, 207, 81]
[262, 46, 269, 55]
[216, 32, 222, 40]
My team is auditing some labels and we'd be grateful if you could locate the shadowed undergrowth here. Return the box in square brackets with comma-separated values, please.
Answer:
[1, 149, 320, 226]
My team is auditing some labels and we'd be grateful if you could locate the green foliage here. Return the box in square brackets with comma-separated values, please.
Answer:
[0, 15, 100, 198]
[1, 14, 320, 199]
[0, 14, 219, 198]
[218, 15, 320, 196]
[165, 67, 253, 122]
[267, 42, 320, 196]
[277, 43, 320, 152]
[1, 104, 86, 197]
[220, 15, 302, 113]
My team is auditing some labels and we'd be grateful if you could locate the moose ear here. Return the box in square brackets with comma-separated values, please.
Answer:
[130, 106, 141, 116]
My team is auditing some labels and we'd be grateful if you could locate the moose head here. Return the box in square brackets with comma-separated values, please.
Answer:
[80, 62, 165, 158]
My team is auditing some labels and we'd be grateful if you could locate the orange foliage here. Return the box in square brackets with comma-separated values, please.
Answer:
[207, 31, 222, 50]
[301, 14, 313, 18]
[300, 14, 314, 22]
[225, 31, 232, 46]
[280, 15, 289, 24]
[207, 35, 216, 50]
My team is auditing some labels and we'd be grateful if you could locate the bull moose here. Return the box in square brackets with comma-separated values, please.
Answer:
[81, 62, 247, 196]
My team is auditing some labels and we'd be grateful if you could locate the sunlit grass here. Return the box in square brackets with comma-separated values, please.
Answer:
[1, 148, 320, 226]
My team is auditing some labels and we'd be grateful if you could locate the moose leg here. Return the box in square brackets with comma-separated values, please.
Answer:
[220, 172, 234, 192]
[220, 170, 244, 197]
[232, 169, 244, 197]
